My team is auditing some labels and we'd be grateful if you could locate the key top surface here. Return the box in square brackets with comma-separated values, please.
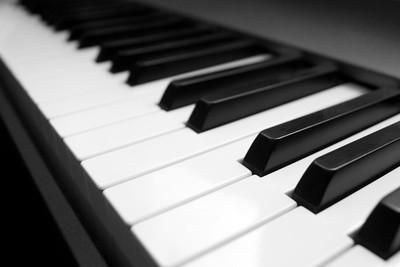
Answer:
[127, 41, 269, 84]
[132, 176, 296, 267]
[187, 63, 343, 132]
[292, 121, 400, 213]
[158, 55, 305, 111]
[243, 87, 400, 176]
[110, 32, 238, 73]
[354, 186, 400, 259]
[97, 26, 215, 62]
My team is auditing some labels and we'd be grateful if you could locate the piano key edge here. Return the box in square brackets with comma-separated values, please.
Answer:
[0, 57, 160, 267]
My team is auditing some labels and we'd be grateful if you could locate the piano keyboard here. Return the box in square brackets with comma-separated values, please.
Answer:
[1, 0, 400, 266]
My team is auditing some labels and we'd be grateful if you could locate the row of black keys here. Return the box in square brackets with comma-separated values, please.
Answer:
[21, 0, 272, 85]
[20, 0, 400, 261]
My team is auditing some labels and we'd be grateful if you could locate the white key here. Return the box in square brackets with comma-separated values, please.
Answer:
[132, 176, 297, 267]
[181, 207, 352, 267]
[326, 246, 400, 267]
[26, 77, 128, 104]
[83, 84, 365, 188]
[326, 246, 385, 267]
[65, 106, 193, 160]
[50, 87, 164, 136]
[0, 4, 19, 48]
[0, 29, 126, 105]
[103, 136, 254, 221]
[38, 84, 161, 118]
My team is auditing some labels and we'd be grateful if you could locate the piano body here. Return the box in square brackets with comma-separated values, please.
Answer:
[1, 0, 400, 266]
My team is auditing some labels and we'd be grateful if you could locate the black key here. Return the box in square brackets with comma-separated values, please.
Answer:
[354, 186, 400, 259]
[69, 11, 165, 40]
[292, 121, 400, 213]
[127, 41, 269, 85]
[96, 26, 214, 62]
[53, 5, 151, 30]
[110, 32, 238, 73]
[243, 88, 400, 176]
[78, 18, 190, 48]
[187, 64, 343, 132]
[159, 55, 307, 111]
[39, 2, 123, 21]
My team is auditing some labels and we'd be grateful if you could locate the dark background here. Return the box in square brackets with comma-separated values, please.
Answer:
[139, 0, 400, 78]
[2, 120, 79, 266]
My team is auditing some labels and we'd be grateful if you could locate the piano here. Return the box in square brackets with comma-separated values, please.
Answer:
[1, 0, 400, 266]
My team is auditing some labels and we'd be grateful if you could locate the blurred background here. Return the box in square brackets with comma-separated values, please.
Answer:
[139, 0, 400, 77]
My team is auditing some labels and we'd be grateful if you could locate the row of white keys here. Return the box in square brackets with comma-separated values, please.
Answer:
[103, 136, 254, 221]
[130, 114, 400, 267]
[183, 165, 400, 267]
[0, 7, 159, 115]
[184, 207, 351, 267]
[83, 84, 365, 187]
[65, 105, 194, 160]
[326, 246, 400, 267]
[51, 90, 163, 137]
[0, 9, 131, 106]
[134, 175, 297, 267]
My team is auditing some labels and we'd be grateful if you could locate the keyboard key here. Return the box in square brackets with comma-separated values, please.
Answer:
[110, 32, 238, 73]
[184, 207, 352, 267]
[159, 55, 304, 111]
[317, 164, 400, 234]
[50, 93, 160, 137]
[326, 246, 400, 267]
[66, 106, 192, 160]
[68, 12, 166, 40]
[97, 26, 214, 62]
[127, 41, 270, 84]
[103, 136, 253, 219]
[243, 87, 400, 176]
[132, 176, 296, 267]
[53, 5, 150, 30]
[78, 17, 190, 48]
[292, 121, 400, 213]
[354, 186, 400, 259]
[187, 63, 343, 132]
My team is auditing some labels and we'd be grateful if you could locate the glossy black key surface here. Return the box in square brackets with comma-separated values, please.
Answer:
[159, 55, 308, 111]
[49, 3, 131, 20]
[187, 64, 343, 132]
[127, 41, 269, 85]
[38, 2, 126, 24]
[110, 32, 238, 73]
[292, 121, 400, 213]
[68, 12, 165, 40]
[354, 186, 400, 259]
[243, 88, 400, 176]
[78, 18, 190, 48]
[96, 27, 215, 62]
[53, 5, 151, 30]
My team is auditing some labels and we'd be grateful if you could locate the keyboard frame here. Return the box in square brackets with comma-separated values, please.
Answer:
[1, 2, 400, 267]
